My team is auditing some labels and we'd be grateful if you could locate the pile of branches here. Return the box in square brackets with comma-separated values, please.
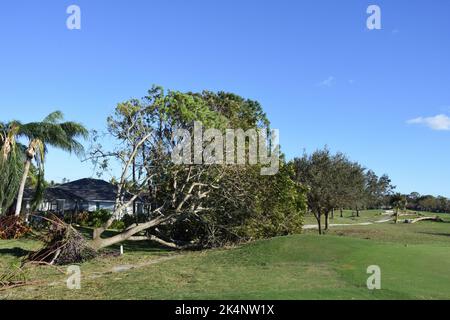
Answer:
[0, 216, 31, 240]
[26, 215, 97, 265]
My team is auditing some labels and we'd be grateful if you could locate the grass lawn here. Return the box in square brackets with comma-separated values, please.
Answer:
[302, 209, 386, 226]
[1, 213, 450, 300]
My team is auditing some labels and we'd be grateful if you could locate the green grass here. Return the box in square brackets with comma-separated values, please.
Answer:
[302, 209, 386, 225]
[1, 213, 450, 300]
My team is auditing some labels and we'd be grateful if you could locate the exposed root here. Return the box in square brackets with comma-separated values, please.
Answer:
[25, 215, 97, 265]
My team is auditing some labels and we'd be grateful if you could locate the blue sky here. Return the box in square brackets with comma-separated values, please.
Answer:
[1, 0, 450, 196]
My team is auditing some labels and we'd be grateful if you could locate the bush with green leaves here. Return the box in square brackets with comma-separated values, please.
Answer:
[121, 213, 152, 229]
[73, 209, 112, 228]
[109, 219, 125, 231]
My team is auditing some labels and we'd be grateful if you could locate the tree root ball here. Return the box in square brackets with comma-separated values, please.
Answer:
[27, 224, 97, 265]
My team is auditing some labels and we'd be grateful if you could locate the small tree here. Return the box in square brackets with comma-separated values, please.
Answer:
[294, 149, 338, 234]
[390, 193, 407, 223]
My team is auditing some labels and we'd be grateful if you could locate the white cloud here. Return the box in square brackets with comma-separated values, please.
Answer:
[318, 76, 335, 87]
[407, 114, 450, 131]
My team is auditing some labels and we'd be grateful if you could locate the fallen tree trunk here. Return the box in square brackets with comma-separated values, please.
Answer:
[89, 215, 169, 251]
[404, 216, 444, 224]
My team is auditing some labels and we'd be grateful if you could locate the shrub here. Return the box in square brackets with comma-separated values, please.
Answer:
[62, 210, 125, 230]
[121, 213, 151, 228]
[70, 209, 112, 228]
[109, 219, 125, 231]
[87, 209, 112, 227]
[66, 211, 89, 226]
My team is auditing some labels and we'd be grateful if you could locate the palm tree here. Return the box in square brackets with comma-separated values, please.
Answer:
[14, 111, 88, 216]
[0, 121, 20, 161]
[390, 193, 407, 224]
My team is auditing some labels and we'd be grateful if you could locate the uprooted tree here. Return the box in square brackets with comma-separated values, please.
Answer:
[81, 86, 306, 252]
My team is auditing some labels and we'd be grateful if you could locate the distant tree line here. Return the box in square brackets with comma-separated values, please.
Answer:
[403, 192, 450, 213]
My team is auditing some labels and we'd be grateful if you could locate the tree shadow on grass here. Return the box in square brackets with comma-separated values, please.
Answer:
[111, 240, 172, 254]
[0, 247, 32, 258]
[419, 232, 450, 237]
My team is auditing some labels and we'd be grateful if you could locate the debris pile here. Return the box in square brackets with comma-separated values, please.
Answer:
[0, 216, 31, 240]
[26, 216, 96, 265]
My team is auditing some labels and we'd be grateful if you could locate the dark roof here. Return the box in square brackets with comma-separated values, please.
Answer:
[24, 178, 139, 203]
[58, 178, 119, 202]
[24, 187, 85, 202]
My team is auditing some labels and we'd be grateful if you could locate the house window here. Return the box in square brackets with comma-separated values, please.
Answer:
[57, 200, 65, 212]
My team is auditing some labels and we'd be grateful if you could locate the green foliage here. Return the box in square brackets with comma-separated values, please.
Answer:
[165, 161, 307, 247]
[390, 193, 407, 211]
[193, 91, 270, 130]
[404, 192, 450, 213]
[365, 171, 394, 208]
[109, 219, 125, 231]
[236, 162, 307, 240]
[19, 112, 88, 156]
[88, 209, 112, 228]
[80, 210, 113, 228]
[121, 213, 151, 228]
[120, 213, 136, 228]
[68, 210, 125, 230]
[0, 152, 23, 214]
[294, 148, 349, 213]
[0, 123, 24, 214]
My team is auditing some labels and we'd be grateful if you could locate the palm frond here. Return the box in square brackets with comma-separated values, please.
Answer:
[0, 143, 24, 214]
[31, 166, 45, 211]
[60, 122, 89, 139]
[43, 111, 64, 124]
[30, 140, 46, 211]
